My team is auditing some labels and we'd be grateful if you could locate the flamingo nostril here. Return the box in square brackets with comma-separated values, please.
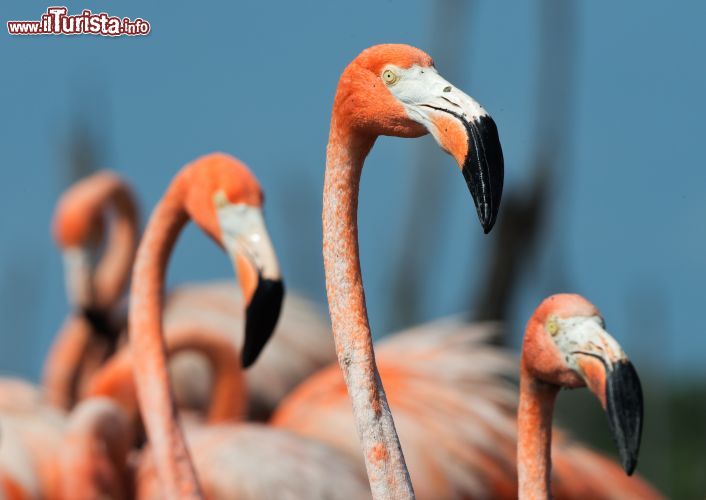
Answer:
[440, 96, 460, 108]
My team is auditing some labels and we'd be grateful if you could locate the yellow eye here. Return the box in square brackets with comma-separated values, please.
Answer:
[212, 190, 229, 208]
[547, 319, 559, 336]
[382, 69, 399, 85]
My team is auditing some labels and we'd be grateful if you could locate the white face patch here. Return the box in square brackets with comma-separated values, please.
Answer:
[214, 198, 280, 280]
[549, 315, 626, 373]
[63, 247, 92, 308]
[382, 64, 488, 134]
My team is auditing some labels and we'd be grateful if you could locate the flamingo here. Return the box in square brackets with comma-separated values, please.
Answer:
[126, 152, 372, 498]
[86, 323, 249, 427]
[53, 320, 288, 497]
[517, 294, 647, 499]
[86, 298, 656, 498]
[84, 305, 368, 499]
[273, 317, 661, 499]
[46, 170, 336, 419]
[322, 43, 504, 498]
[46, 170, 138, 408]
[0, 381, 133, 499]
[58, 326, 246, 498]
[133, 423, 368, 499]
[56, 398, 135, 499]
[162, 282, 335, 421]
[91, 315, 515, 498]
[0, 378, 61, 498]
[273, 320, 520, 498]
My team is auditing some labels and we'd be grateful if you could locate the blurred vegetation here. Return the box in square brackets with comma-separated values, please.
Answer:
[63, 85, 110, 185]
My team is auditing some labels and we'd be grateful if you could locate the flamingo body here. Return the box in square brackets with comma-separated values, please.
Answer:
[136, 424, 369, 500]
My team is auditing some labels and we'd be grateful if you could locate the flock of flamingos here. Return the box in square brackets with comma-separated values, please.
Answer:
[0, 44, 662, 499]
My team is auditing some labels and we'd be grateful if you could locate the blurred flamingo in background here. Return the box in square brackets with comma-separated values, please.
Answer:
[46, 170, 138, 409]
[0, 380, 134, 499]
[127, 153, 371, 498]
[322, 43, 504, 498]
[0, 378, 62, 498]
[56, 398, 134, 499]
[86, 323, 249, 428]
[45, 170, 335, 419]
[162, 282, 334, 421]
[23, 317, 255, 498]
[86, 309, 367, 499]
[133, 335, 368, 499]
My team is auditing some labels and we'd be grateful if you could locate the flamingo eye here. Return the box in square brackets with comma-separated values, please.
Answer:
[547, 318, 559, 336]
[382, 69, 399, 86]
[213, 190, 230, 208]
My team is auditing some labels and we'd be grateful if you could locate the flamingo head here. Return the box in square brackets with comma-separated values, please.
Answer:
[523, 293, 644, 475]
[336, 43, 504, 233]
[53, 172, 119, 328]
[179, 153, 284, 368]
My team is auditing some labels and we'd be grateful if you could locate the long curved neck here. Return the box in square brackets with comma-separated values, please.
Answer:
[42, 316, 92, 409]
[168, 327, 246, 423]
[517, 360, 558, 500]
[323, 117, 415, 499]
[88, 326, 247, 424]
[94, 179, 139, 309]
[128, 190, 203, 499]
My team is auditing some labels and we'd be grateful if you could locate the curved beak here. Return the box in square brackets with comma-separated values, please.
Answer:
[216, 199, 284, 368]
[395, 67, 504, 233]
[562, 318, 644, 475]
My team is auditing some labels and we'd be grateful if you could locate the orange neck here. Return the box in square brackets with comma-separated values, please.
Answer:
[93, 175, 139, 309]
[517, 360, 559, 499]
[87, 325, 247, 424]
[128, 188, 203, 498]
[42, 315, 92, 409]
[177, 326, 246, 423]
[323, 117, 414, 499]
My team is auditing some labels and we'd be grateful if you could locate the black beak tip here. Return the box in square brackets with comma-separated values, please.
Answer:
[461, 115, 504, 234]
[605, 360, 644, 476]
[241, 348, 257, 369]
[241, 278, 285, 368]
[621, 453, 638, 477]
[480, 204, 494, 234]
